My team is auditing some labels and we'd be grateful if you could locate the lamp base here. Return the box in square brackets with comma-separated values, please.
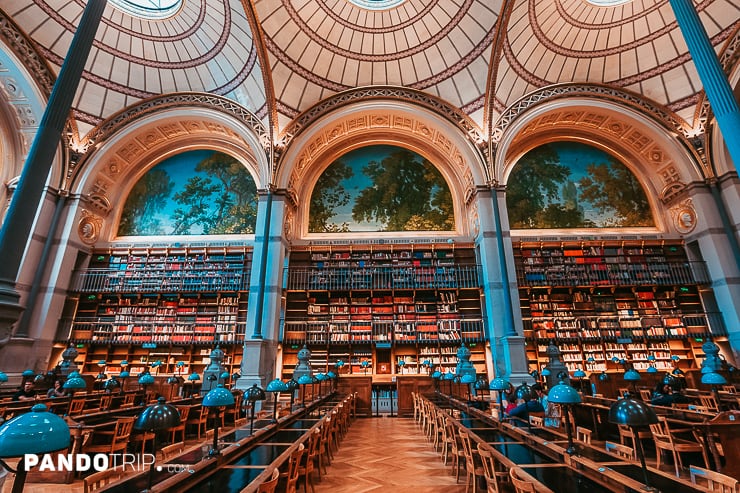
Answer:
[565, 446, 576, 455]
[640, 486, 658, 492]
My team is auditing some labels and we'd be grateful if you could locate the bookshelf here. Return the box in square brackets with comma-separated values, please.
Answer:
[64, 245, 252, 377]
[282, 243, 488, 378]
[515, 239, 723, 374]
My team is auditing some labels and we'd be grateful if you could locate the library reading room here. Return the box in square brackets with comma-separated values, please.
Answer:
[0, 0, 739, 492]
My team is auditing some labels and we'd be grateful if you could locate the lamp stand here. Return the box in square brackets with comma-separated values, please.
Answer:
[632, 425, 657, 491]
[145, 432, 158, 492]
[0, 457, 26, 493]
[563, 405, 575, 455]
[249, 402, 256, 434]
[271, 393, 279, 423]
[209, 409, 222, 456]
[497, 392, 504, 421]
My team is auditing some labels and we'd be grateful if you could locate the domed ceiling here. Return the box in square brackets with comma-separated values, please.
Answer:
[2, 0, 738, 141]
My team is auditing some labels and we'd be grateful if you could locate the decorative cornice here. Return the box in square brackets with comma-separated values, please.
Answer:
[279, 86, 486, 158]
[72, 92, 272, 177]
[0, 10, 54, 97]
[491, 83, 691, 148]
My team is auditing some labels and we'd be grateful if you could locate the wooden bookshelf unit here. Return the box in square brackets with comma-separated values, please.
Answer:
[514, 239, 724, 374]
[63, 245, 252, 377]
[281, 243, 488, 379]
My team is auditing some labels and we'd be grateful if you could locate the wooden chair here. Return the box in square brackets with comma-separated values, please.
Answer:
[285, 444, 305, 493]
[446, 419, 465, 482]
[83, 468, 120, 493]
[168, 405, 190, 443]
[509, 467, 537, 493]
[85, 416, 135, 455]
[639, 389, 652, 401]
[256, 468, 280, 493]
[160, 442, 184, 462]
[605, 440, 634, 460]
[459, 429, 486, 493]
[721, 385, 735, 394]
[186, 405, 209, 439]
[319, 416, 333, 467]
[98, 394, 113, 411]
[68, 398, 86, 415]
[689, 465, 738, 493]
[477, 443, 507, 493]
[120, 393, 137, 408]
[576, 426, 592, 445]
[617, 424, 650, 452]
[298, 428, 320, 493]
[649, 416, 709, 477]
[529, 415, 544, 427]
[699, 394, 719, 413]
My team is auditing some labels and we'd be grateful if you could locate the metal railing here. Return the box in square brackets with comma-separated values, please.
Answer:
[286, 264, 481, 291]
[71, 267, 250, 293]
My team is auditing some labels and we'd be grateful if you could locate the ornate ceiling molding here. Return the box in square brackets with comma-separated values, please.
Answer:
[70, 92, 272, 181]
[278, 86, 486, 158]
[0, 11, 54, 97]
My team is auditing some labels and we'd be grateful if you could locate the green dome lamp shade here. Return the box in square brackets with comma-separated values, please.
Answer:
[572, 368, 587, 393]
[361, 360, 370, 374]
[219, 371, 230, 384]
[598, 371, 609, 382]
[120, 360, 129, 367]
[297, 374, 315, 408]
[702, 371, 727, 411]
[548, 379, 582, 455]
[21, 370, 35, 379]
[188, 372, 200, 381]
[104, 376, 120, 392]
[119, 370, 130, 379]
[266, 379, 289, 423]
[474, 375, 489, 391]
[646, 365, 658, 374]
[244, 384, 266, 434]
[63, 375, 87, 398]
[623, 368, 641, 397]
[231, 371, 241, 381]
[515, 383, 533, 401]
[0, 404, 71, 493]
[134, 397, 181, 491]
[0, 371, 7, 384]
[489, 377, 510, 422]
[315, 373, 327, 397]
[202, 385, 235, 456]
[608, 396, 658, 491]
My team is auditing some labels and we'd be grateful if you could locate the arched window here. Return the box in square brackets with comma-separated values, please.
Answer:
[118, 150, 257, 236]
[506, 142, 654, 229]
[309, 145, 454, 233]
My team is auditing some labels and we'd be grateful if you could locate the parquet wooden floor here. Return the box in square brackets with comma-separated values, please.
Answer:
[313, 417, 467, 492]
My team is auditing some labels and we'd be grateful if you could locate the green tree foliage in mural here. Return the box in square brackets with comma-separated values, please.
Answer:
[309, 160, 354, 233]
[352, 149, 453, 231]
[118, 169, 174, 235]
[507, 142, 653, 229]
[118, 151, 257, 236]
[577, 160, 654, 227]
[506, 144, 572, 228]
[194, 152, 258, 234]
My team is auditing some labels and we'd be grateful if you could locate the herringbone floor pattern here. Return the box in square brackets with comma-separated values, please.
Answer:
[313, 417, 467, 492]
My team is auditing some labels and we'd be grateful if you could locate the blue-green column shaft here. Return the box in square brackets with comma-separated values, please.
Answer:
[0, 0, 107, 305]
[491, 186, 517, 337]
[669, 0, 740, 168]
[251, 190, 273, 339]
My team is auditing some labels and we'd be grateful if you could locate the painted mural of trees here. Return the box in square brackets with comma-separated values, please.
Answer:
[117, 151, 257, 236]
[118, 169, 174, 235]
[309, 160, 354, 233]
[352, 149, 453, 231]
[506, 142, 653, 229]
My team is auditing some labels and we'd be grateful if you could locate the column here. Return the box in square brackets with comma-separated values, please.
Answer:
[669, 0, 740, 167]
[475, 186, 529, 384]
[0, 0, 107, 345]
[236, 190, 287, 389]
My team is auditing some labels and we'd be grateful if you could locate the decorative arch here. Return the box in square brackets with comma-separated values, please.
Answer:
[70, 102, 270, 245]
[276, 98, 488, 239]
[494, 95, 711, 235]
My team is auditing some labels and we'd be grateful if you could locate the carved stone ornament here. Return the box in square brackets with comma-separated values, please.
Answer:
[672, 200, 697, 234]
[78, 209, 103, 245]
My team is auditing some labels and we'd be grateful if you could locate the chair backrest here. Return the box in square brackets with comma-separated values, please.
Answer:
[699, 394, 719, 412]
[477, 443, 500, 493]
[69, 398, 86, 415]
[605, 440, 634, 460]
[689, 465, 738, 493]
[83, 468, 119, 493]
[639, 389, 652, 401]
[721, 385, 735, 394]
[99, 395, 112, 410]
[176, 405, 190, 422]
[285, 444, 305, 493]
[576, 426, 592, 445]
[161, 442, 184, 461]
[529, 415, 543, 427]
[114, 416, 136, 445]
[256, 468, 280, 493]
[509, 466, 537, 493]
[458, 429, 475, 469]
